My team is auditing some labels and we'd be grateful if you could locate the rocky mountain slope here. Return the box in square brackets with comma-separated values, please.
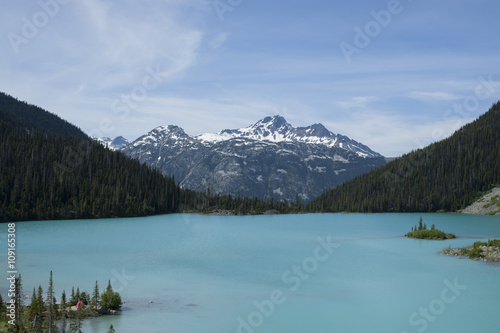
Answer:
[121, 116, 385, 202]
[461, 187, 500, 215]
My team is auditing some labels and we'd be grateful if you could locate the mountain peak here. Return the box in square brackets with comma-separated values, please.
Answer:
[194, 115, 381, 157]
[261, 115, 288, 125]
[245, 115, 293, 138]
[154, 125, 184, 133]
[303, 123, 331, 137]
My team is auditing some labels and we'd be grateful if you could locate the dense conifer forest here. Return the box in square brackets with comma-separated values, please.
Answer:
[307, 102, 500, 213]
[0, 107, 180, 221]
[2, 92, 499, 221]
[0, 93, 293, 222]
[0, 92, 88, 139]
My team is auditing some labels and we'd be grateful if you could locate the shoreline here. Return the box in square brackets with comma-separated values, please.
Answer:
[442, 245, 500, 262]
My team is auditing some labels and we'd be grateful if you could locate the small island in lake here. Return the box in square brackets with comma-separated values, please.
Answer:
[442, 239, 500, 262]
[405, 217, 456, 240]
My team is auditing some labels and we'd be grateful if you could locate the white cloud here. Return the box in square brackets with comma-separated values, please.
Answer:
[323, 108, 476, 157]
[334, 96, 379, 109]
[207, 32, 230, 49]
[409, 91, 463, 101]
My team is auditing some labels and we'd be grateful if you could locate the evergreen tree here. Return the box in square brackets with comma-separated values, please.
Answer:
[75, 287, 81, 304]
[91, 281, 100, 310]
[46, 271, 55, 332]
[37, 284, 45, 330]
[0, 293, 7, 332]
[61, 290, 67, 333]
[100, 280, 122, 310]
[27, 287, 40, 331]
[0, 293, 6, 322]
[15, 275, 24, 330]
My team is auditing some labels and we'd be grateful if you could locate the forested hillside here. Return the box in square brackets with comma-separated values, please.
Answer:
[308, 102, 500, 213]
[0, 92, 292, 222]
[0, 92, 88, 139]
[0, 95, 180, 222]
[0, 114, 180, 221]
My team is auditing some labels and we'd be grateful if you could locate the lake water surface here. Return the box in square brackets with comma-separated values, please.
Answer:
[3, 213, 500, 332]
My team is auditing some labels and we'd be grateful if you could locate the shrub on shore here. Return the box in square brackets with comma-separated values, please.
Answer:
[405, 217, 456, 240]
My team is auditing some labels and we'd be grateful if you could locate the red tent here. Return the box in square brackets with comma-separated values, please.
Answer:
[76, 301, 84, 309]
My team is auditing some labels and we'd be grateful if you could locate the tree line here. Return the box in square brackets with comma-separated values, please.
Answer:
[0, 272, 120, 332]
[0, 92, 302, 222]
[307, 102, 500, 213]
[0, 111, 181, 221]
[2, 91, 499, 221]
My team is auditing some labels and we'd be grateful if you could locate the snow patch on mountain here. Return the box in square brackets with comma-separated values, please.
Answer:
[120, 115, 386, 202]
[195, 115, 381, 158]
[94, 136, 130, 150]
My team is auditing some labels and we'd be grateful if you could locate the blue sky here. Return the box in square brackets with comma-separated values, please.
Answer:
[1, 0, 499, 156]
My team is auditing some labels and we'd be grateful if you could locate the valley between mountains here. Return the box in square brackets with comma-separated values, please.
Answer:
[117, 116, 386, 202]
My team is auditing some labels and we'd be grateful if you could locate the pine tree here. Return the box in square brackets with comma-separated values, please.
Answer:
[106, 280, 112, 293]
[101, 280, 122, 310]
[46, 271, 55, 332]
[91, 280, 100, 310]
[61, 290, 67, 333]
[15, 275, 24, 329]
[0, 293, 6, 322]
[27, 287, 40, 331]
[36, 284, 45, 331]
[75, 287, 81, 304]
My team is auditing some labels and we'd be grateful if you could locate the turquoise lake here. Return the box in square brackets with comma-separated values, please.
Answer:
[2, 213, 500, 332]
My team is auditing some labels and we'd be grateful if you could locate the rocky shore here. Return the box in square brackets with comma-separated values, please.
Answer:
[442, 245, 500, 262]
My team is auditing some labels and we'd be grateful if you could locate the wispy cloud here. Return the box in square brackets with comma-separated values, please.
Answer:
[323, 109, 475, 157]
[334, 96, 379, 109]
[1, 0, 499, 157]
[409, 91, 463, 101]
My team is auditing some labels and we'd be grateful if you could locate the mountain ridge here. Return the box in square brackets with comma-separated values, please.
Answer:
[121, 115, 386, 201]
[195, 115, 382, 158]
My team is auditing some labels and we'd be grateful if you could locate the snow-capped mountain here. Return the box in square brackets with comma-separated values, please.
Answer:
[121, 116, 385, 201]
[95, 136, 130, 150]
[197, 115, 380, 158]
